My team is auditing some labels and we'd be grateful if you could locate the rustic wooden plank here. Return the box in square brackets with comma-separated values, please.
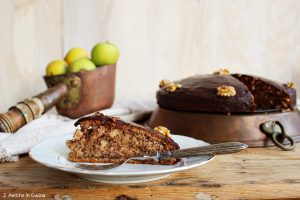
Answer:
[0, 145, 300, 199]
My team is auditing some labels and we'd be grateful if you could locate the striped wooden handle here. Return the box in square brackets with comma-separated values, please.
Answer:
[0, 83, 68, 133]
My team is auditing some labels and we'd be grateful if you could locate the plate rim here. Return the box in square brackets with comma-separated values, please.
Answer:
[29, 134, 215, 176]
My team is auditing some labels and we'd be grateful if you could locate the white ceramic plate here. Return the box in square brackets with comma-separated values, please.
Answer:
[29, 134, 214, 184]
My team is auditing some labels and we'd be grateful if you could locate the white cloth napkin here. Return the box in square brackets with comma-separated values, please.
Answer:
[0, 98, 156, 163]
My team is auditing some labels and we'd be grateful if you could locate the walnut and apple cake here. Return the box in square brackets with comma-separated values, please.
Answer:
[66, 113, 179, 165]
[157, 70, 296, 113]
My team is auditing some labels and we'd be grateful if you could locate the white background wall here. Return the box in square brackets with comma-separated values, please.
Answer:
[1, 0, 300, 113]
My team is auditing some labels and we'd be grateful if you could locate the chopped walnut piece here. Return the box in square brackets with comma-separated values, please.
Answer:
[285, 82, 296, 89]
[217, 85, 236, 97]
[159, 79, 171, 88]
[154, 126, 172, 138]
[166, 83, 182, 92]
[213, 68, 230, 75]
[159, 79, 182, 92]
[73, 129, 84, 140]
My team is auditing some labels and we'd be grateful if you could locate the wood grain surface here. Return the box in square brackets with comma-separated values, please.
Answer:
[1, 0, 300, 113]
[0, 145, 299, 200]
[0, 0, 62, 112]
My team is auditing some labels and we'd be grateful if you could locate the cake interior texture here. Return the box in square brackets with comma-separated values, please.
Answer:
[66, 114, 179, 165]
[232, 74, 296, 110]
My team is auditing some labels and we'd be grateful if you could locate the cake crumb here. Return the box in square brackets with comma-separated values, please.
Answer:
[54, 194, 72, 200]
[217, 85, 236, 97]
[115, 194, 137, 200]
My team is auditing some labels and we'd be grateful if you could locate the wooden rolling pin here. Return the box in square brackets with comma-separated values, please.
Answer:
[0, 83, 68, 133]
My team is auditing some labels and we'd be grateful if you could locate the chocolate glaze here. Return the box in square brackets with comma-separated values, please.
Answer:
[157, 74, 255, 113]
[156, 74, 296, 113]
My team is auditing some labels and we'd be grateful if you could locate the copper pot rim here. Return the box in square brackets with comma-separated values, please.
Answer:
[156, 105, 296, 116]
[43, 64, 116, 79]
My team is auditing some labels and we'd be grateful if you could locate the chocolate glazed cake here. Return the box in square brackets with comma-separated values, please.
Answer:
[66, 113, 179, 165]
[157, 73, 296, 113]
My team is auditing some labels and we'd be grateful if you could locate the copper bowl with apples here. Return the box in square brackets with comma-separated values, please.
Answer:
[44, 42, 120, 119]
[0, 42, 119, 132]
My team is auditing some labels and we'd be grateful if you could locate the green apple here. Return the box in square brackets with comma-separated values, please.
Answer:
[64, 47, 89, 64]
[46, 59, 68, 76]
[68, 58, 96, 73]
[91, 42, 119, 66]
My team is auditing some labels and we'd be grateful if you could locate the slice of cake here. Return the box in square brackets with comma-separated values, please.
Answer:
[66, 113, 179, 165]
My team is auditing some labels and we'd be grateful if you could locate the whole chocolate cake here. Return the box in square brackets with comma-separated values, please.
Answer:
[156, 69, 296, 113]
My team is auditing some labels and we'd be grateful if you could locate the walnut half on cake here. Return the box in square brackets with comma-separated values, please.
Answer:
[66, 113, 180, 165]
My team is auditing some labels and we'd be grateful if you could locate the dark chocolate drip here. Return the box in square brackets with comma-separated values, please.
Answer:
[74, 112, 115, 127]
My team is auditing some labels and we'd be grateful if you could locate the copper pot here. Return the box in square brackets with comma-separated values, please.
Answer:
[44, 64, 116, 118]
[0, 64, 116, 132]
[148, 107, 300, 147]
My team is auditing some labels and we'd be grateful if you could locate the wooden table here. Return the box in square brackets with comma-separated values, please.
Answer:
[1, 145, 300, 200]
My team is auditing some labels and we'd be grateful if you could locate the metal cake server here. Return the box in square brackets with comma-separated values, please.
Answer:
[75, 142, 248, 170]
